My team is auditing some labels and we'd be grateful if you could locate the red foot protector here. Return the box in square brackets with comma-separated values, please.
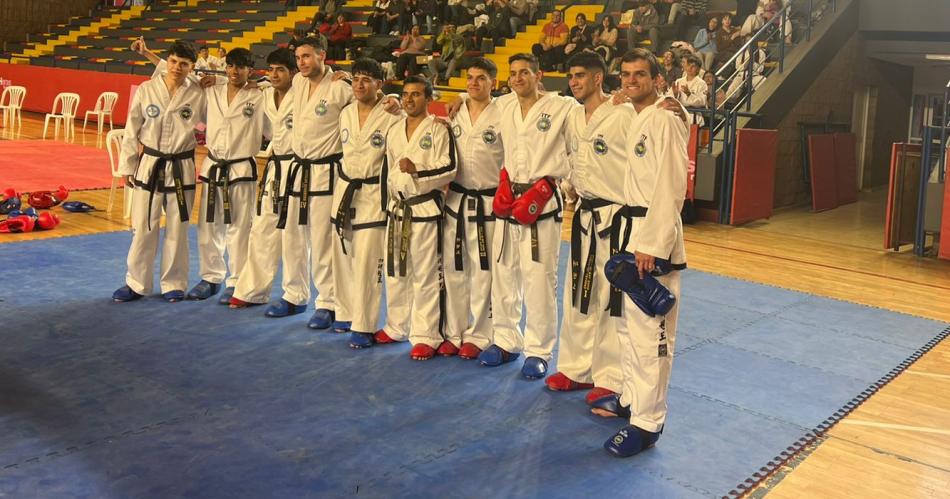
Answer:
[545, 372, 594, 391]
[0, 215, 36, 233]
[586, 387, 618, 405]
[374, 330, 398, 344]
[437, 340, 459, 357]
[458, 343, 482, 359]
[28, 185, 69, 209]
[410, 343, 436, 360]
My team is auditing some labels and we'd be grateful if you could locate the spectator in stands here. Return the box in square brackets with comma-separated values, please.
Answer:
[196, 45, 211, 71]
[327, 14, 353, 60]
[475, 0, 512, 49]
[692, 16, 717, 71]
[396, 0, 419, 34]
[418, 0, 440, 34]
[661, 49, 682, 82]
[309, 13, 332, 36]
[563, 13, 593, 59]
[369, 0, 393, 34]
[509, 0, 535, 37]
[592, 15, 619, 65]
[428, 23, 467, 85]
[673, 54, 707, 109]
[656, 71, 674, 98]
[396, 25, 428, 77]
[628, 1, 661, 53]
[531, 9, 568, 72]
[653, 0, 679, 24]
[207, 47, 226, 71]
[675, 0, 708, 40]
[713, 13, 742, 70]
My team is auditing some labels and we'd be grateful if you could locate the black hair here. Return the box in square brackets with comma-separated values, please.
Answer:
[685, 54, 703, 69]
[197, 44, 209, 52]
[225, 48, 255, 68]
[295, 36, 327, 53]
[566, 51, 607, 77]
[508, 53, 539, 73]
[599, 14, 617, 31]
[403, 74, 433, 99]
[620, 48, 661, 78]
[575, 13, 587, 21]
[167, 41, 198, 63]
[351, 58, 384, 81]
[467, 57, 498, 79]
[266, 47, 297, 72]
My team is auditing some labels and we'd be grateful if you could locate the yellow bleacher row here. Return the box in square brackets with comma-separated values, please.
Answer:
[9, 7, 145, 62]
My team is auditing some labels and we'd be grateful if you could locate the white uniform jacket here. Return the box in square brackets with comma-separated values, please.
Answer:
[384, 114, 457, 221]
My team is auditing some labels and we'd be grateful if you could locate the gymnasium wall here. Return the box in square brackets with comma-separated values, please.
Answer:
[0, 0, 100, 45]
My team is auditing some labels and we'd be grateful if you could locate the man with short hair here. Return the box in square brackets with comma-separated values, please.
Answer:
[113, 41, 206, 303]
[333, 58, 405, 349]
[531, 9, 568, 71]
[628, 1, 661, 53]
[196, 45, 212, 72]
[377, 75, 457, 360]
[185, 48, 269, 303]
[441, 57, 505, 360]
[229, 48, 298, 309]
[596, 48, 688, 458]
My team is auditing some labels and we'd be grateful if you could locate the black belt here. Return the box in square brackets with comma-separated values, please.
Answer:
[497, 179, 562, 263]
[447, 182, 495, 272]
[257, 153, 294, 217]
[277, 152, 343, 229]
[334, 167, 381, 254]
[138, 146, 195, 231]
[570, 199, 648, 317]
[203, 154, 256, 224]
[386, 190, 442, 277]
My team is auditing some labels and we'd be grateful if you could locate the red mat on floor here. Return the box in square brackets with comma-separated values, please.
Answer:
[0, 140, 112, 192]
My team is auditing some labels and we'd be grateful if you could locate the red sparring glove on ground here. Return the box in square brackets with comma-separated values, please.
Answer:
[36, 212, 60, 230]
[511, 177, 556, 225]
[0, 215, 36, 233]
[492, 168, 515, 218]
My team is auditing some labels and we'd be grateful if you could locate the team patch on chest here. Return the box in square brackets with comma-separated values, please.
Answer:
[315, 99, 329, 116]
[593, 135, 608, 155]
[242, 102, 256, 117]
[419, 132, 433, 150]
[371, 130, 385, 148]
[145, 104, 161, 118]
[179, 105, 193, 120]
[482, 127, 497, 144]
[634, 134, 648, 157]
[284, 115, 294, 129]
[536, 113, 552, 132]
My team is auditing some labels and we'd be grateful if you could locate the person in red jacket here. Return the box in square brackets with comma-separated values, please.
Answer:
[327, 14, 353, 60]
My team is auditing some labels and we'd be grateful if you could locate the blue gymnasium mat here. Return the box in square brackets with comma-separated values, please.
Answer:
[0, 230, 946, 498]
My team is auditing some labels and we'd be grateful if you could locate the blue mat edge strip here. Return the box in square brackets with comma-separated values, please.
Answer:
[723, 324, 950, 498]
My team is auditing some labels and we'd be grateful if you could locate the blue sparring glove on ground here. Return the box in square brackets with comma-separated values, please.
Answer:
[604, 252, 676, 317]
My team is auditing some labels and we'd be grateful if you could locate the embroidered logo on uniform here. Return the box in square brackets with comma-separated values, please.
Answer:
[593, 135, 609, 155]
[537, 113, 552, 132]
[482, 128, 497, 144]
[145, 104, 161, 118]
[370, 131, 385, 148]
[419, 133, 433, 150]
[284, 116, 293, 129]
[315, 100, 328, 116]
[179, 105, 193, 120]
[452, 124, 462, 138]
[634, 134, 647, 157]
[341, 128, 350, 144]
[242, 103, 255, 118]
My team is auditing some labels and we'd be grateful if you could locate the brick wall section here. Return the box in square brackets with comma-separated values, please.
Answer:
[772, 33, 860, 208]
[0, 0, 101, 45]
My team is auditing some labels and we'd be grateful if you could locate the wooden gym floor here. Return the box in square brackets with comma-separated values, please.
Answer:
[2, 113, 949, 497]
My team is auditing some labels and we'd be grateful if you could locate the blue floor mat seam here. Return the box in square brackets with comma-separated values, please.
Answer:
[668, 385, 810, 433]
[723, 325, 950, 497]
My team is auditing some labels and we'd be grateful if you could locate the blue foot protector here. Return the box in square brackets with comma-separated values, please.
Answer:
[332, 320, 352, 333]
[162, 290, 185, 302]
[186, 280, 221, 300]
[61, 201, 96, 212]
[265, 299, 307, 318]
[478, 344, 520, 367]
[590, 394, 632, 419]
[348, 331, 375, 349]
[308, 308, 335, 329]
[604, 424, 661, 458]
[112, 285, 143, 302]
[521, 356, 548, 380]
[217, 287, 235, 305]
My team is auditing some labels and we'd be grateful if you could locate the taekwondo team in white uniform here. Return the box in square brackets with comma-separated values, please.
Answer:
[113, 37, 689, 458]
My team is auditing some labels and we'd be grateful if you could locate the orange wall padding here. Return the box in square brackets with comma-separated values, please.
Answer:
[730, 128, 778, 225]
[808, 134, 839, 212]
[0, 63, 147, 126]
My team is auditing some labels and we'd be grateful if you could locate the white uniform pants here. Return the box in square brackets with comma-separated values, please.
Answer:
[232, 185, 282, 304]
[442, 199, 495, 349]
[383, 217, 443, 348]
[490, 217, 560, 361]
[125, 187, 195, 295]
[197, 182, 255, 288]
[616, 271, 681, 433]
[332, 225, 386, 333]
[556, 210, 622, 392]
[279, 194, 335, 309]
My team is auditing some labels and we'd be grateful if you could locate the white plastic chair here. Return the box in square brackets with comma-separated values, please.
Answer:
[43, 92, 81, 142]
[83, 91, 118, 147]
[105, 128, 132, 218]
[0, 86, 26, 135]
